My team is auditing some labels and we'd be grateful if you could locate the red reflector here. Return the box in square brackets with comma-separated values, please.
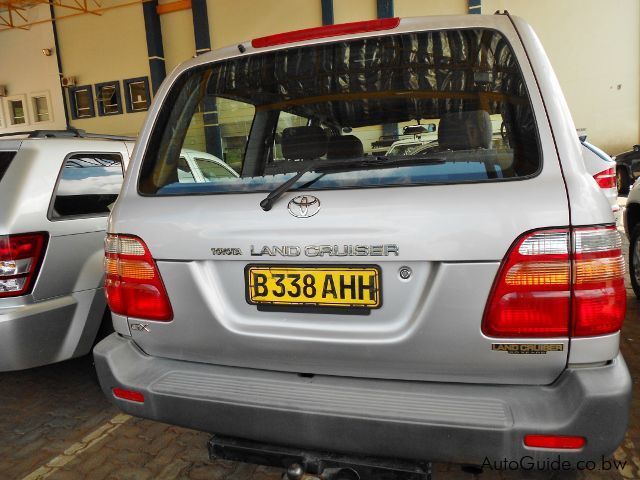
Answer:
[113, 387, 145, 403]
[593, 167, 616, 189]
[251, 18, 400, 48]
[524, 434, 586, 450]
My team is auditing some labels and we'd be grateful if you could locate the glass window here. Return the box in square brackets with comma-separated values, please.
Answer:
[141, 28, 540, 196]
[51, 153, 124, 219]
[177, 157, 196, 183]
[71, 87, 95, 119]
[96, 82, 122, 116]
[32, 96, 50, 122]
[0, 151, 16, 183]
[194, 157, 237, 180]
[124, 77, 151, 112]
[9, 100, 26, 125]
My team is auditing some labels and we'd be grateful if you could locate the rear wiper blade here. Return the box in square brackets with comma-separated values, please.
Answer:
[259, 156, 444, 211]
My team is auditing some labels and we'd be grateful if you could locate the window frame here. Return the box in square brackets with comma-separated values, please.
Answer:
[123, 77, 151, 113]
[48, 151, 125, 221]
[4, 94, 29, 126]
[68, 85, 96, 120]
[95, 81, 123, 116]
[29, 91, 53, 124]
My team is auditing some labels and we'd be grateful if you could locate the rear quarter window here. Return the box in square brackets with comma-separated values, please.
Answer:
[140, 27, 541, 196]
[0, 151, 16, 183]
[50, 152, 124, 219]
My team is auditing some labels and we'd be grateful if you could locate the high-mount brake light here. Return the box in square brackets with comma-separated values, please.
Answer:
[483, 226, 625, 338]
[104, 234, 173, 321]
[0, 232, 48, 298]
[251, 18, 400, 48]
[593, 167, 616, 189]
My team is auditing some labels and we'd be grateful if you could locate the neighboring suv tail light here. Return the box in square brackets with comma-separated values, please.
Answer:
[483, 226, 625, 338]
[104, 234, 173, 321]
[0, 233, 48, 298]
[593, 167, 616, 189]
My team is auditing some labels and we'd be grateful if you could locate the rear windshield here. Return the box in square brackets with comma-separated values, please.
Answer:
[0, 151, 15, 183]
[140, 28, 540, 196]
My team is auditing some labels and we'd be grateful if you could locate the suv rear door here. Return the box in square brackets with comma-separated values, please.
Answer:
[112, 17, 571, 385]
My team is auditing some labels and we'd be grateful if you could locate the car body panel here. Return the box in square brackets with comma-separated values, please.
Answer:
[0, 137, 132, 371]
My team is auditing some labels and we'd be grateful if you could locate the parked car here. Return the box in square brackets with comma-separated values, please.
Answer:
[177, 149, 239, 182]
[613, 144, 640, 194]
[579, 136, 618, 210]
[623, 181, 640, 298]
[94, 13, 630, 475]
[0, 129, 133, 371]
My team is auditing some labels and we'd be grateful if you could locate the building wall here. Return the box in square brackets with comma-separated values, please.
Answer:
[0, 5, 66, 134]
[0, 0, 638, 152]
[208, 0, 322, 49]
[483, 0, 640, 154]
[54, 0, 151, 136]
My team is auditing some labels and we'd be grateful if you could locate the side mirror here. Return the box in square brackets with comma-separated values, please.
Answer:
[634, 145, 640, 152]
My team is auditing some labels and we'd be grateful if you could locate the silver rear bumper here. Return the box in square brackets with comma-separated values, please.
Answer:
[94, 333, 631, 466]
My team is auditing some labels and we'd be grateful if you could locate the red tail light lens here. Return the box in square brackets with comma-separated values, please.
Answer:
[483, 226, 625, 338]
[593, 167, 616, 189]
[524, 434, 586, 450]
[251, 18, 400, 48]
[0, 232, 48, 298]
[104, 234, 173, 321]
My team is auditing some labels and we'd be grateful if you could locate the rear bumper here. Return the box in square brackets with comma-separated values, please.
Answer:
[0, 296, 76, 371]
[94, 334, 632, 466]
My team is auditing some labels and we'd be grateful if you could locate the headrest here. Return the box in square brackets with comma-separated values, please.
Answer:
[327, 135, 364, 160]
[438, 110, 493, 150]
[281, 126, 328, 160]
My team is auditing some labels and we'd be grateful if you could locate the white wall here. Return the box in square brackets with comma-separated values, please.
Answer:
[0, 5, 66, 133]
[483, 0, 640, 154]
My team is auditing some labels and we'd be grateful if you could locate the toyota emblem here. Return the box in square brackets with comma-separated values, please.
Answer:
[288, 195, 321, 218]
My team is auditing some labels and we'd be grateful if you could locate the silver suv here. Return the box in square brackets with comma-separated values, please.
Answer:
[0, 130, 132, 371]
[95, 14, 631, 473]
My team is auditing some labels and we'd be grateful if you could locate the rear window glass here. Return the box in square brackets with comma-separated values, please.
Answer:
[0, 151, 16, 183]
[140, 28, 540, 196]
[50, 153, 124, 219]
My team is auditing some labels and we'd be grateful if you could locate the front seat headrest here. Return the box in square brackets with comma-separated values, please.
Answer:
[438, 110, 493, 150]
[281, 126, 328, 160]
[327, 135, 364, 160]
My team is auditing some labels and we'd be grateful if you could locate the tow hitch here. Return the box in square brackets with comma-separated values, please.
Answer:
[208, 436, 433, 480]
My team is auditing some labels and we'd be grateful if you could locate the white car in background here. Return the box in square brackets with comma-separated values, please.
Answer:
[580, 136, 618, 211]
[178, 149, 239, 183]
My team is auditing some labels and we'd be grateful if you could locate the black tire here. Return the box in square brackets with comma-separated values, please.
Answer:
[629, 225, 640, 299]
[617, 167, 630, 195]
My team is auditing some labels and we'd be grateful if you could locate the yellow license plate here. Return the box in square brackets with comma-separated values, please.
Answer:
[245, 265, 382, 309]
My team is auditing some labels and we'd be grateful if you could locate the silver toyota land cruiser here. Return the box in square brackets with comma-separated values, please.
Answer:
[94, 13, 631, 474]
[0, 130, 132, 371]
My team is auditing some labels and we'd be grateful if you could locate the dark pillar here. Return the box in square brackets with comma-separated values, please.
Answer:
[142, 0, 166, 94]
[468, 0, 481, 14]
[321, 0, 334, 25]
[191, 0, 223, 158]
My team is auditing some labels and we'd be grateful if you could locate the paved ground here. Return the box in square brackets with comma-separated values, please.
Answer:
[0, 199, 638, 480]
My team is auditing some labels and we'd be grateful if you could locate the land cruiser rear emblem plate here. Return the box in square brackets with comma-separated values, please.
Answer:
[288, 195, 320, 218]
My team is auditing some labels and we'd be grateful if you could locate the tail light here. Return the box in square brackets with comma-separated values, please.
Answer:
[104, 234, 173, 321]
[593, 167, 616, 189]
[483, 226, 625, 338]
[0, 232, 48, 298]
[251, 17, 400, 48]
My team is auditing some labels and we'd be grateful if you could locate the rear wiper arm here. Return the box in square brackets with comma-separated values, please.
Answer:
[260, 161, 321, 211]
[259, 156, 443, 211]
